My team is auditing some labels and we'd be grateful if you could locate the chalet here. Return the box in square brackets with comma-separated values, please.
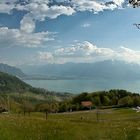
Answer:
[81, 101, 93, 110]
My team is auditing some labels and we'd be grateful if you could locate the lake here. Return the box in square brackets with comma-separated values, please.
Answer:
[24, 79, 140, 94]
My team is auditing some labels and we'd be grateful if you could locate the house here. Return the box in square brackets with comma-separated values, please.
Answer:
[81, 101, 93, 110]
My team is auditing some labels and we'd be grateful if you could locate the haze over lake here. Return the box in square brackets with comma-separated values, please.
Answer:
[25, 79, 140, 94]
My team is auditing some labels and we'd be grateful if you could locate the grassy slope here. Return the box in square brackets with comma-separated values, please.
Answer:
[0, 108, 140, 140]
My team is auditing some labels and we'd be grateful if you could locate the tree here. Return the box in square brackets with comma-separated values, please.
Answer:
[101, 96, 110, 106]
[21, 100, 34, 116]
[50, 103, 59, 113]
[92, 96, 101, 122]
[118, 96, 133, 107]
[93, 96, 101, 106]
[37, 103, 51, 120]
[110, 96, 119, 106]
[133, 96, 140, 106]
[72, 92, 91, 104]
[59, 102, 69, 112]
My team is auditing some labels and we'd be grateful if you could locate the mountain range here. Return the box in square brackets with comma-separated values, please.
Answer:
[19, 60, 140, 80]
[1, 60, 140, 81]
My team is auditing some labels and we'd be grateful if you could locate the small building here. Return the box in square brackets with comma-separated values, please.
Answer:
[81, 101, 93, 110]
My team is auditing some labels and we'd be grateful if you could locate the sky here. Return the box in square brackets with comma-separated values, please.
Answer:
[1, 0, 140, 65]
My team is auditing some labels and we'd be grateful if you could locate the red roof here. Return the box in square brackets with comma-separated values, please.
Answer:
[81, 101, 92, 107]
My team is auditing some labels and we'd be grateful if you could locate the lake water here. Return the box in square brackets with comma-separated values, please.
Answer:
[24, 79, 140, 94]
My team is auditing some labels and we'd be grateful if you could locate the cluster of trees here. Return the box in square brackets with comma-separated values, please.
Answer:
[0, 89, 140, 116]
[0, 93, 59, 119]
[58, 90, 140, 112]
[29, 87, 73, 101]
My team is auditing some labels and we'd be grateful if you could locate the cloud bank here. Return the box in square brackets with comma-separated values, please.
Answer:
[39, 41, 140, 64]
[0, 27, 54, 48]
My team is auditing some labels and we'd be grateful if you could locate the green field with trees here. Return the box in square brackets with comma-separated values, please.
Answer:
[0, 108, 140, 140]
[0, 71, 140, 115]
[0, 72, 140, 140]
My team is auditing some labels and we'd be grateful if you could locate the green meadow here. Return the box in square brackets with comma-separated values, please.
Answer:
[0, 108, 140, 140]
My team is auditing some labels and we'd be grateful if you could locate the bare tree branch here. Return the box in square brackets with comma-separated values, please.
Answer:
[133, 23, 140, 29]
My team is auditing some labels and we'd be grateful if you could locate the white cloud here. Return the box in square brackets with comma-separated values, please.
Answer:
[54, 0, 124, 9]
[0, 1, 76, 21]
[55, 41, 114, 57]
[39, 41, 114, 63]
[113, 0, 125, 6]
[0, 27, 54, 48]
[25, 3, 75, 21]
[39, 52, 54, 63]
[55, 0, 70, 2]
[30, 0, 49, 3]
[81, 23, 91, 28]
[38, 41, 140, 64]
[71, 0, 108, 13]
[116, 46, 140, 64]
[0, 3, 14, 14]
[0, 0, 125, 17]
[20, 14, 35, 33]
[71, 0, 123, 13]
[0, 1, 76, 49]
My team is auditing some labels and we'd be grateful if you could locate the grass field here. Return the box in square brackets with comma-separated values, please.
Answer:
[0, 108, 140, 140]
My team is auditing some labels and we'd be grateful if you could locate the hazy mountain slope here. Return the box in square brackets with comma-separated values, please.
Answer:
[0, 72, 73, 102]
[0, 63, 25, 78]
[0, 72, 31, 93]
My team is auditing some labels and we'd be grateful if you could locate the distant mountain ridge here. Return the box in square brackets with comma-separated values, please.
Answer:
[0, 63, 25, 78]
[19, 60, 140, 80]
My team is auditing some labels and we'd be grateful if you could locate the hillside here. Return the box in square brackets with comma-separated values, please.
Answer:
[0, 63, 25, 78]
[0, 72, 73, 103]
[0, 72, 31, 93]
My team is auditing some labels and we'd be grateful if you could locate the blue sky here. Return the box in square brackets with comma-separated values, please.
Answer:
[1, 0, 140, 65]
